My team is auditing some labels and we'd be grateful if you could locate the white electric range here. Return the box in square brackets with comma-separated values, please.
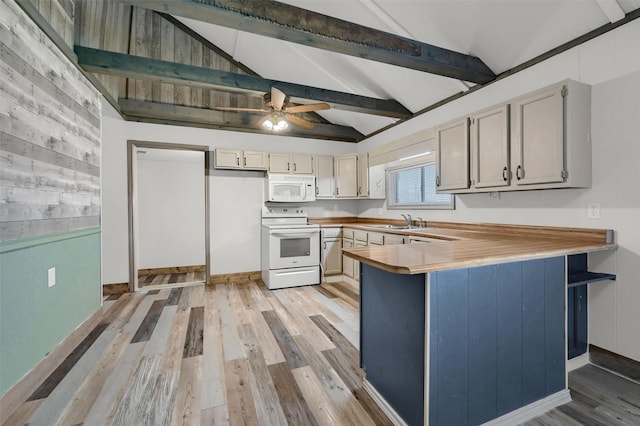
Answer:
[260, 206, 320, 289]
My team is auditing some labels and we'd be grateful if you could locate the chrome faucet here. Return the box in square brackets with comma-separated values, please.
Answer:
[416, 217, 425, 228]
[401, 214, 412, 228]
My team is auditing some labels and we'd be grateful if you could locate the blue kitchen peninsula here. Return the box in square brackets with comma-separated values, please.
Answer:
[342, 223, 616, 426]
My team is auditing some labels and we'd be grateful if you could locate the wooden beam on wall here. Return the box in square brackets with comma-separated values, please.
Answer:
[123, 0, 496, 84]
[76, 46, 412, 119]
[118, 99, 364, 142]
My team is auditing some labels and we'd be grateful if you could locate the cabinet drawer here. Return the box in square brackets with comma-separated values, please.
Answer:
[368, 232, 384, 245]
[322, 227, 343, 238]
[354, 230, 368, 242]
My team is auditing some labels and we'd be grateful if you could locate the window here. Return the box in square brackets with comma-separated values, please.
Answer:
[387, 162, 454, 209]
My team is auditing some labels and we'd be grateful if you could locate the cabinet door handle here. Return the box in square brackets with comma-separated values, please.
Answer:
[436, 176, 441, 187]
[236, 157, 240, 166]
[287, 162, 290, 171]
[336, 187, 340, 195]
[294, 163, 297, 172]
[516, 165, 524, 180]
[358, 186, 361, 195]
[244, 157, 247, 167]
[316, 187, 319, 195]
[502, 166, 508, 181]
[323, 241, 327, 250]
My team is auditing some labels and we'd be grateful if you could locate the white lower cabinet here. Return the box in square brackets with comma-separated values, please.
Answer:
[322, 228, 342, 276]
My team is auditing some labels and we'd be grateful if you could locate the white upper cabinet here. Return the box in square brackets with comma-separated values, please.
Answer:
[471, 104, 510, 189]
[437, 117, 470, 191]
[269, 153, 313, 174]
[335, 154, 358, 198]
[215, 149, 267, 170]
[357, 153, 369, 198]
[512, 85, 564, 185]
[510, 80, 591, 189]
[243, 151, 269, 170]
[314, 155, 335, 198]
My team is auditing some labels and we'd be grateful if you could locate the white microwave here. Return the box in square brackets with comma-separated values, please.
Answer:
[265, 174, 316, 203]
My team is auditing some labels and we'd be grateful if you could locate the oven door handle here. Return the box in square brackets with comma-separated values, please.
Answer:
[270, 230, 319, 237]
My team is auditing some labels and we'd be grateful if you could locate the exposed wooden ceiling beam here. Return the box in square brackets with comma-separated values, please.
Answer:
[118, 99, 364, 142]
[75, 46, 411, 119]
[123, 0, 496, 84]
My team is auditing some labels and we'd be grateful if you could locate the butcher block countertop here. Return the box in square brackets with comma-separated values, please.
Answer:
[309, 217, 617, 275]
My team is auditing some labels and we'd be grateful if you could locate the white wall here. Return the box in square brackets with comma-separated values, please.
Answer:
[356, 20, 640, 362]
[137, 149, 205, 269]
[101, 114, 358, 283]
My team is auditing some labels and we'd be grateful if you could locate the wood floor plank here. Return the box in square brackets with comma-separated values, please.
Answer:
[262, 310, 308, 369]
[183, 306, 205, 358]
[160, 309, 190, 373]
[310, 315, 359, 366]
[216, 284, 245, 361]
[84, 342, 146, 425]
[201, 405, 230, 425]
[292, 365, 343, 425]
[28, 328, 119, 425]
[225, 358, 259, 426]
[227, 283, 252, 325]
[293, 334, 377, 426]
[248, 281, 272, 312]
[171, 355, 203, 426]
[131, 298, 167, 343]
[143, 305, 178, 356]
[2, 399, 42, 426]
[268, 363, 318, 426]
[187, 284, 205, 308]
[166, 287, 183, 306]
[247, 308, 286, 366]
[201, 285, 227, 410]
[237, 323, 288, 426]
[55, 331, 134, 425]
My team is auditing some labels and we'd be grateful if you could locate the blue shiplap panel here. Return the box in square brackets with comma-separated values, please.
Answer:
[468, 265, 498, 424]
[522, 259, 547, 403]
[429, 272, 438, 426]
[434, 268, 469, 426]
[544, 257, 566, 393]
[360, 264, 425, 426]
[496, 261, 523, 416]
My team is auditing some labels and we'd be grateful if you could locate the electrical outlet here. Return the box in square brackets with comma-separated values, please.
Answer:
[48, 267, 56, 287]
[587, 203, 600, 219]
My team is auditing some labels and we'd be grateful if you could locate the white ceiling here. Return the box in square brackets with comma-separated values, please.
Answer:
[177, 0, 640, 137]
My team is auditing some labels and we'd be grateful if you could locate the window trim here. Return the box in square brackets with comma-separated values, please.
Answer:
[386, 161, 455, 210]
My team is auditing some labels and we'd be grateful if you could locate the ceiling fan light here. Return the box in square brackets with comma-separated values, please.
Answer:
[263, 118, 274, 130]
[276, 119, 288, 130]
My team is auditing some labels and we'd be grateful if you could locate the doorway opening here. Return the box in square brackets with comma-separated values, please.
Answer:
[127, 141, 210, 291]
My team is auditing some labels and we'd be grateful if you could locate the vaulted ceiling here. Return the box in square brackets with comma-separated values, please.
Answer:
[74, 0, 640, 142]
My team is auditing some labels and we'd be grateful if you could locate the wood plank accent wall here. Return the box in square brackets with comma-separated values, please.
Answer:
[22, 0, 74, 48]
[0, 0, 101, 240]
[74, 2, 264, 112]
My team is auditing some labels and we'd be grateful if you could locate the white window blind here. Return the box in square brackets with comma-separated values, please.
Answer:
[388, 163, 454, 209]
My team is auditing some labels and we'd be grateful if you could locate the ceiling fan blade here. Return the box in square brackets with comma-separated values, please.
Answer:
[271, 87, 287, 111]
[284, 103, 330, 113]
[214, 106, 267, 112]
[284, 113, 315, 130]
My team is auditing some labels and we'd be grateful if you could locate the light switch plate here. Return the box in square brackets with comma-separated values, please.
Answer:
[48, 267, 56, 287]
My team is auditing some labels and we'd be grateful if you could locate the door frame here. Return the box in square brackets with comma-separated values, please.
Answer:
[127, 140, 210, 291]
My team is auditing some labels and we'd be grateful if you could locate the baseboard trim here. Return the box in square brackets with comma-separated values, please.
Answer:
[322, 274, 344, 283]
[482, 389, 571, 426]
[567, 352, 590, 372]
[0, 308, 103, 424]
[138, 264, 206, 276]
[210, 271, 261, 284]
[589, 344, 640, 381]
[363, 379, 408, 426]
[102, 282, 130, 296]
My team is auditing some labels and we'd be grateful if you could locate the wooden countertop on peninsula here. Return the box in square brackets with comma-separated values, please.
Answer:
[309, 217, 617, 275]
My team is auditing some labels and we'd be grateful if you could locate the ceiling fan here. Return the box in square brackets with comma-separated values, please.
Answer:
[214, 87, 330, 131]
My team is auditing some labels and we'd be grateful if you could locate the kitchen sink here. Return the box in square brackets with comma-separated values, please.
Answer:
[368, 224, 410, 229]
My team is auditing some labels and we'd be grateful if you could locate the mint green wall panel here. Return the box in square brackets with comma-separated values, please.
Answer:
[0, 229, 101, 397]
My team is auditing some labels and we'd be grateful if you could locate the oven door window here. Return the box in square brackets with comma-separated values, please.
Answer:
[280, 237, 311, 258]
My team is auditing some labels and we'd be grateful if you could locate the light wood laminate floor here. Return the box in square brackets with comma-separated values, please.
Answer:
[4, 279, 639, 425]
